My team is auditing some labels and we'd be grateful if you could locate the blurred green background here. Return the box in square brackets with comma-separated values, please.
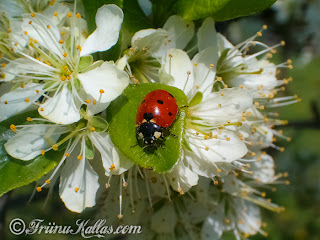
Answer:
[1, 0, 320, 239]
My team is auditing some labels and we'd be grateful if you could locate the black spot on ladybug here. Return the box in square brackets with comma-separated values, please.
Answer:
[143, 112, 154, 121]
[169, 93, 174, 98]
[168, 112, 173, 116]
[157, 100, 163, 104]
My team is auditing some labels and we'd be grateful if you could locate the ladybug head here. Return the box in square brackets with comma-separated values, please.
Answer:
[136, 121, 163, 148]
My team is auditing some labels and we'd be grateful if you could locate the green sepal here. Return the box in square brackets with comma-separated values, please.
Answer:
[107, 83, 188, 173]
[91, 116, 109, 132]
[78, 55, 93, 72]
[189, 91, 203, 107]
[85, 137, 95, 159]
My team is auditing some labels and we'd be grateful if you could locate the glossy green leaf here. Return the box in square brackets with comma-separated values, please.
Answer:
[107, 83, 188, 173]
[213, 0, 277, 22]
[0, 111, 63, 197]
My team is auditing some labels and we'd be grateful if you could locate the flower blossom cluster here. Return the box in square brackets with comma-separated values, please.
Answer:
[0, 0, 298, 239]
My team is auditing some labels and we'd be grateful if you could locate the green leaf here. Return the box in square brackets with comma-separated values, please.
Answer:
[107, 83, 188, 173]
[189, 91, 203, 107]
[213, 0, 277, 22]
[152, 0, 230, 26]
[0, 111, 63, 197]
[91, 116, 109, 132]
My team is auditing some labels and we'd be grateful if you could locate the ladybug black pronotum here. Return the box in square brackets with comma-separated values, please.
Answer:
[136, 90, 178, 149]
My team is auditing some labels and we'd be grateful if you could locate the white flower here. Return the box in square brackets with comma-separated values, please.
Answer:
[5, 109, 133, 212]
[197, 17, 294, 99]
[159, 48, 252, 189]
[0, 5, 129, 124]
[123, 15, 195, 83]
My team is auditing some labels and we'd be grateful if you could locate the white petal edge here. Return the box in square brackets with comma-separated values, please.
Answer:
[80, 5, 123, 56]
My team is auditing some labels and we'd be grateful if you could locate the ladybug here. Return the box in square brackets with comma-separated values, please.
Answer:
[136, 90, 178, 148]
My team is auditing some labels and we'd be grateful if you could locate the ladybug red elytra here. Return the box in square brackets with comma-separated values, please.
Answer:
[136, 90, 178, 148]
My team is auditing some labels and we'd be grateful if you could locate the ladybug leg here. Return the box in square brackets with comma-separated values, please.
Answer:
[179, 105, 189, 109]
[130, 143, 139, 148]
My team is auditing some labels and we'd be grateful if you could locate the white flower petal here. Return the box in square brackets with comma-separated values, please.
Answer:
[4, 125, 63, 160]
[80, 5, 123, 56]
[160, 49, 194, 97]
[190, 88, 253, 126]
[201, 206, 224, 240]
[0, 83, 43, 121]
[185, 130, 247, 178]
[197, 17, 218, 52]
[192, 47, 218, 98]
[235, 199, 261, 235]
[59, 152, 99, 213]
[167, 159, 198, 193]
[244, 153, 275, 183]
[39, 84, 81, 124]
[89, 132, 133, 176]
[22, 13, 63, 57]
[163, 15, 195, 50]
[78, 62, 129, 104]
[151, 204, 177, 234]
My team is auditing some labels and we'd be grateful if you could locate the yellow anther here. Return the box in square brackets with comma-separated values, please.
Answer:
[65, 153, 70, 157]
[36, 187, 42, 192]
[61, 75, 66, 81]
[285, 180, 290, 185]
[67, 12, 72, 17]
[288, 65, 293, 69]
[109, 164, 115, 171]
[260, 106, 265, 110]
[40, 107, 44, 111]
[24, 31, 28, 35]
[67, 75, 71, 80]
[226, 137, 230, 141]
[30, 12, 36, 17]
[256, 31, 262, 37]
[205, 146, 209, 151]
[100, 89, 105, 94]
[76, 45, 81, 50]
[187, 71, 191, 75]
[220, 91, 224, 96]
[261, 192, 266, 197]
[239, 84, 244, 89]
[244, 233, 250, 238]
[4, 101, 8, 104]
[24, 98, 30, 103]
[27, 117, 33, 121]
[168, 54, 173, 58]
[264, 117, 269, 122]
[28, 20, 32, 24]
[90, 127, 95, 131]
[217, 104, 221, 108]
[74, 187, 79, 192]
[1, 63, 6, 68]
[63, 52, 67, 57]
[249, 171, 253, 175]
[224, 84, 228, 88]
[283, 172, 288, 177]
[45, 179, 50, 184]
[41, 150, 45, 155]
[77, 155, 82, 160]
[76, 13, 81, 18]
[217, 77, 222, 82]
[217, 169, 221, 173]
[59, 39, 63, 44]
[287, 59, 292, 64]
[85, 100, 91, 104]
[204, 135, 209, 140]
[225, 219, 230, 224]
[52, 144, 58, 151]
[49, 0, 55, 5]
[281, 40, 286, 46]
[46, 25, 51, 29]
[60, 31, 65, 35]
[255, 102, 259, 106]
[93, 99, 97, 105]
[10, 124, 16, 132]
[194, 63, 198, 67]
[213, 135, 218, 139]
[210, 64, 214, 68]
[280, 147, 285, 152]
[263, 25, 267, 29]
